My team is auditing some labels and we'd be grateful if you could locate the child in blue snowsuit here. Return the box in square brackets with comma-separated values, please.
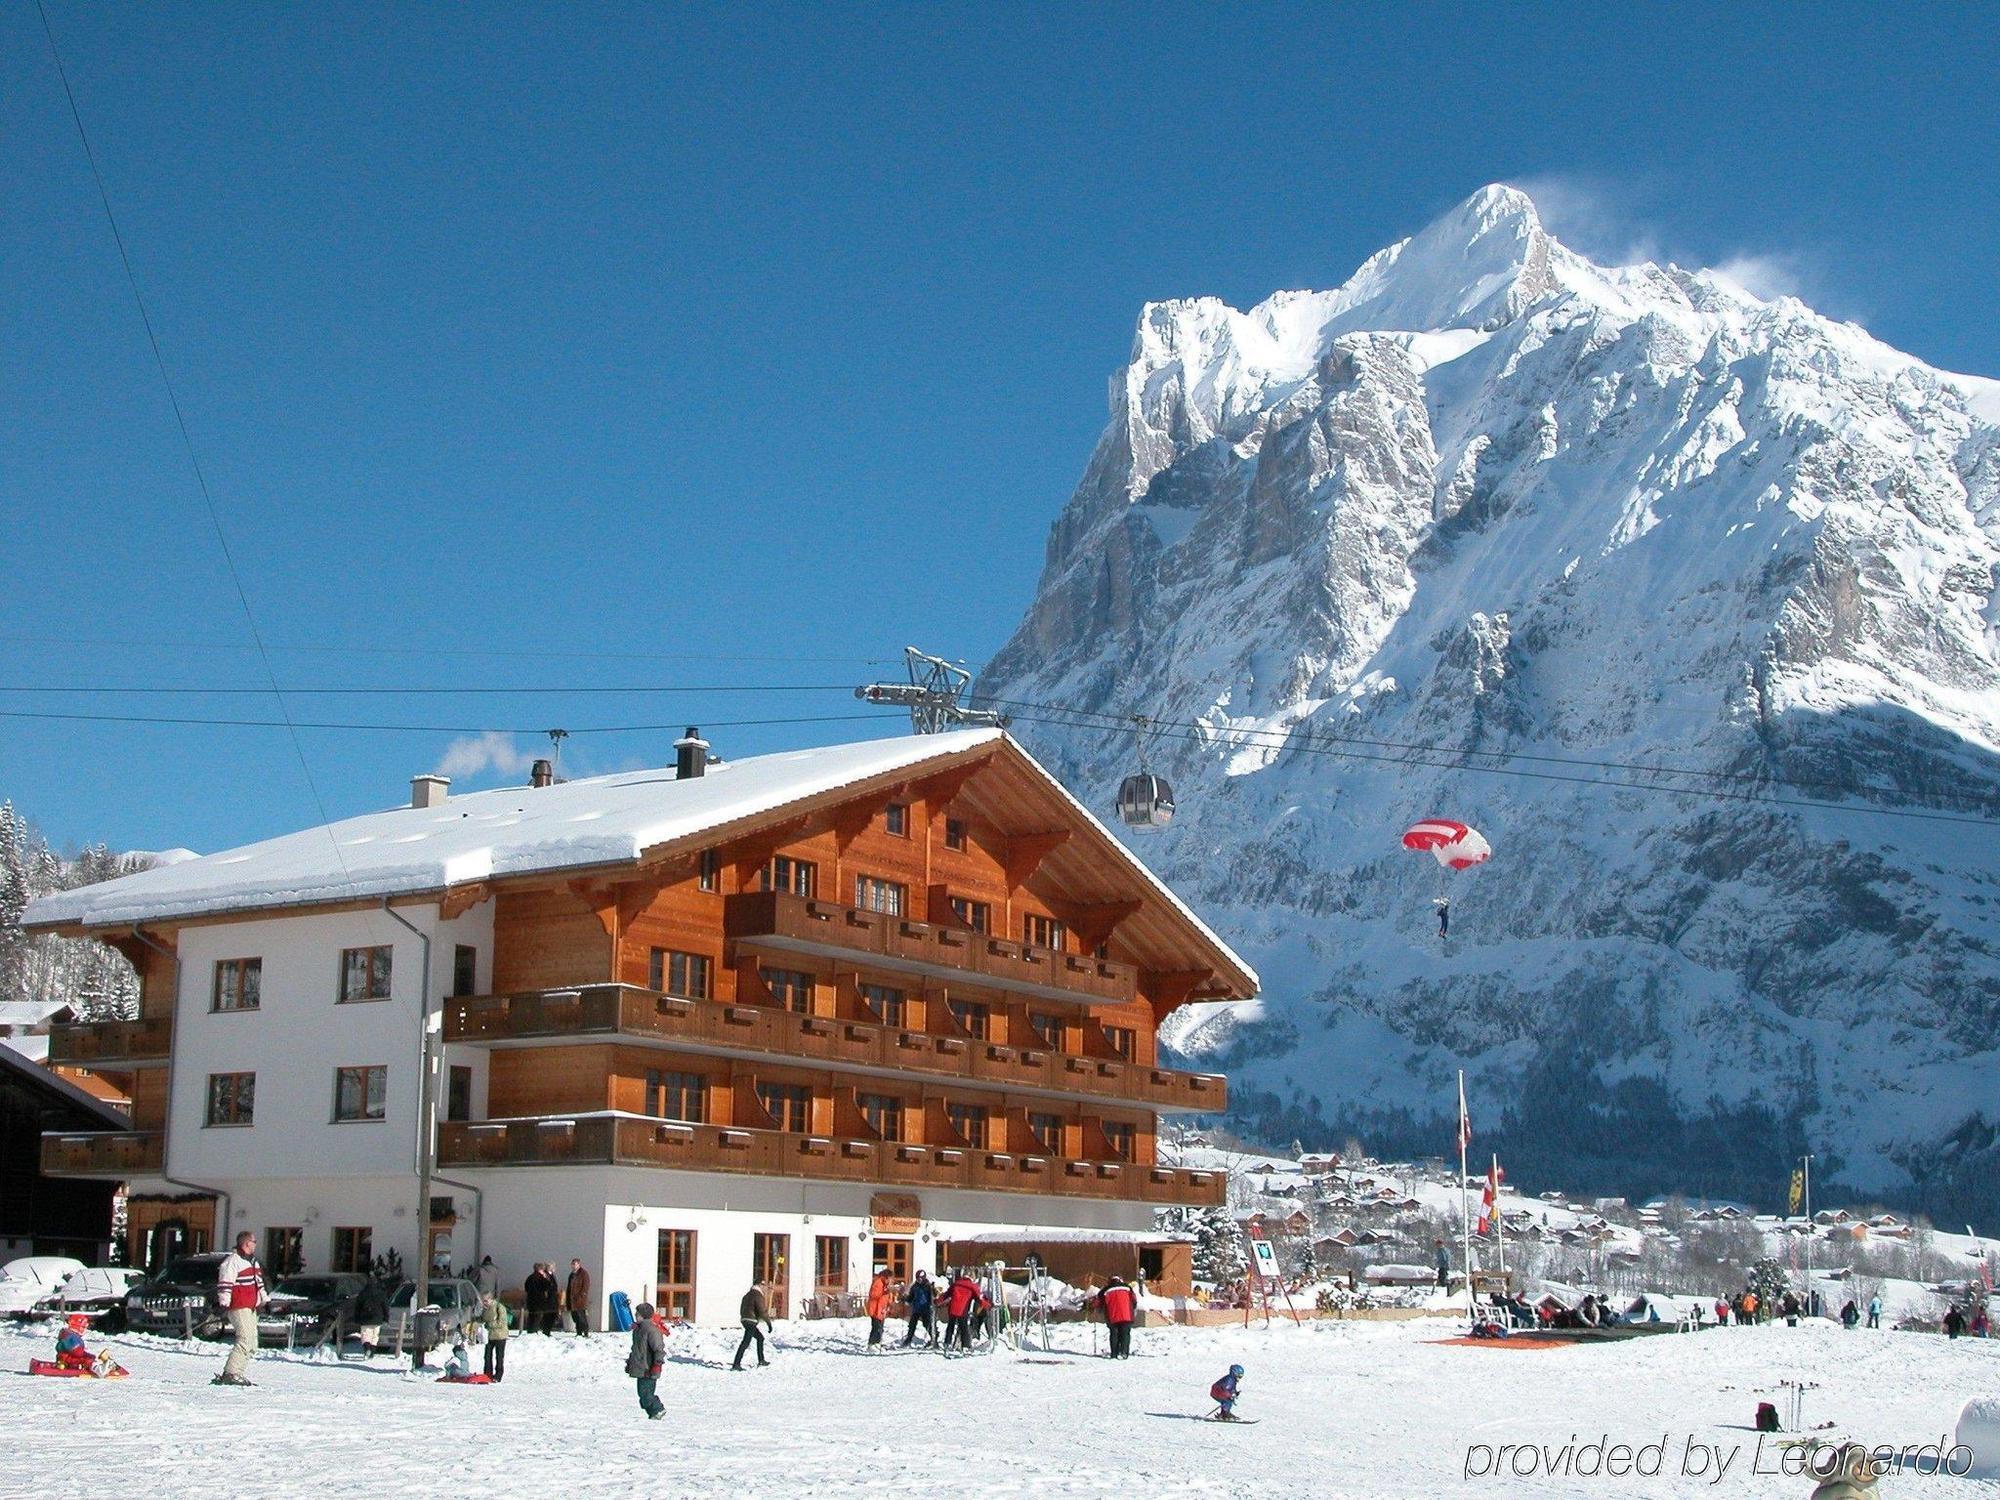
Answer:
[1210, 1363, 1244, 1420]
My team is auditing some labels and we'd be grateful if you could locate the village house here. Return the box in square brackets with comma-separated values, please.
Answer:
[22, 729, 1255, 1324]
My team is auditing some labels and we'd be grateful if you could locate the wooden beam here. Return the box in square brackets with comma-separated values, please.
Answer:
[909, 755, 994, 813]
[831, 785, 906, 852]
[724, 816, 811, 887]
[566, 880, 620, 940]
[1004, 830, 1070, 891]
[439, 883, 492, 921]
[1060, 899, 1144, 954]
[1143, 967, 1213, 1016]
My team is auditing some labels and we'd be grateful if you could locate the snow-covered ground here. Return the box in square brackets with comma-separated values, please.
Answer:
[5, 1315, 1992, 1497]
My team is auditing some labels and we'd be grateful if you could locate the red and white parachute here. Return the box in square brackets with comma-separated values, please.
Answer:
[1401, 819, 1492, 871]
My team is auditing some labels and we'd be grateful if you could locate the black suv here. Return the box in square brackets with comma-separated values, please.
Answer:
[123, 1252, 232, 1338]
[256, 1273, 371, 1348]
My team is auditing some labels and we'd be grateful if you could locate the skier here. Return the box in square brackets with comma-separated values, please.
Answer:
[1433, 1239, 1450, 1289]
[1210, 1364, 1245, 1421]
[1866, 1293, 1881, 1329]
[732, 1282, 774, 1370]
[902, 1270, 937, 1347]
[1097, 1275, 1137, 1359]
[943, 1270, 979, 1352]
[1840, 1300, 1859, 1330]
[864, 1266, 891, 1351]
[1944, 1305, 1966, 1339]
[625, 1302, 666, 1419]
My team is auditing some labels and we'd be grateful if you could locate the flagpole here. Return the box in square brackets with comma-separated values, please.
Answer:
[1802, 1153, 1814, 1310]
[1458, 1070, 1473, 1318]
[1494, 1154, 1506, 1277]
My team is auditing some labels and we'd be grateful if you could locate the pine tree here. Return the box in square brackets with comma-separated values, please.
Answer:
[0, 800, 150, 1019]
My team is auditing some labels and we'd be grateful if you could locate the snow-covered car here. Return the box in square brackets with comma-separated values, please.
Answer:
[384, 1278, 482, 1346]
[43, 1267, 148, 1331]
[256, 1273, 370, 1348]
[0, 1256, 87, 1318]
[124, 1252, 232, 1338]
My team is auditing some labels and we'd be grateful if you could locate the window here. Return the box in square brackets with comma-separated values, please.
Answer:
[1103, 1025, 1135, 1060]
[446, 1065, 472, 1123]
[212, 958, 261, 1012]
[698, 848, 719, 893]
[331, 1226, 372, 1274]
[1028, 1111, 1064, 1154]
[205, 1072, 255, 1127]
[761, 856, 816, 898]
[1023, 914, 1066, 951]
[1028, 1011, 1064, 1049]
[874, 1237, 913, 1285]
[854, 875, 905, 915]
[949, 896, 990, 933]
[646, 1069, 706, 1123]
[649, 948, 712, 1000]
[858, 1092, 905, 1142]
[756, 1082, 811, 1133]
[655, 1229, 696, 1321]
[814, 1234, 848, 1294]
[947, 1102, 989, 1148]
[1101, 1120, 1136, 1162]
[339, 945, 393, 1002]
[265, 1226, 303, 1276]
[334, 1065, 388, 1122]
[947, 999, 989, 1040]
[753, 1232, 790, 1315]
[944, 817, 967, 851]
[860, 983, 906, 1027]
[763, 967, 816, 1014]
[884, 802, 909, 837]
[451, 945, 477, 999]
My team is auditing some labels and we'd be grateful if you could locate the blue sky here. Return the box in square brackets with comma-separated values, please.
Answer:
[5, 2, 1996, 855]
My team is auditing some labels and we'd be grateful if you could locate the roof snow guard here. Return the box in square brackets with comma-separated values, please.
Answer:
[22, 730, 1256, 998]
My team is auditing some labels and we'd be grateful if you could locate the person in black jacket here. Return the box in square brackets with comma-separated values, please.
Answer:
[902, 1270, 937, 1347]
[353, 1277, 390, 1357]
[732, 1283, 774, 1370]
[523, 1263, 560, 1335]
[627, 1304, 666, 1419]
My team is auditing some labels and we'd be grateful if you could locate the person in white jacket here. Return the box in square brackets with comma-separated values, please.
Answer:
[213, 1231, 265, 1387]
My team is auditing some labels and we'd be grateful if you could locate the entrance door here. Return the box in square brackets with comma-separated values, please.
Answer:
[874, 1237, 912, 1288]
[752, 1232, 791, 1319]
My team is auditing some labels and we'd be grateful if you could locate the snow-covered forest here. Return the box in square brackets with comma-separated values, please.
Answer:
[0, 801, 145, 1019]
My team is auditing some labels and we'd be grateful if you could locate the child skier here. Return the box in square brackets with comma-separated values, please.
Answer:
[54, 1314, 95, 1371]
[1210, 1363, 1245, 1421]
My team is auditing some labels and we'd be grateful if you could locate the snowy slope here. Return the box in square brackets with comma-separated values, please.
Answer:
[982, 185, 2000, 1222]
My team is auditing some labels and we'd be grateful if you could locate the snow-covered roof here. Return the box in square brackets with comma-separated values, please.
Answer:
[0, 1044, 132, 1130]
[944, 1227, 1192, 1246]
[22, 731, 1258, 993]
[0, 1000, 69, 1028]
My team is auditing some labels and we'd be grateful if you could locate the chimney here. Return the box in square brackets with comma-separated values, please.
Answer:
[674, 726, 709, 780]
[530, 759, 555, 788]
[411, 774, 450, 809]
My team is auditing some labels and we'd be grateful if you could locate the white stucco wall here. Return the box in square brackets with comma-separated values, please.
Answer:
[168, 902, 492, 1188]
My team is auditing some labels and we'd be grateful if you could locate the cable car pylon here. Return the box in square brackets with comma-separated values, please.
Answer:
[855, 646, 1009, 735]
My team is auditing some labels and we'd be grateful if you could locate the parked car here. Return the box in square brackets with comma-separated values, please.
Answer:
[124, 1251, 232, 1338]
[385, 1277, 482, 1346]
[0, 1256, 87, 1319]
[42, 1267, 148, 1332]
[256, 1273, 370, 1348]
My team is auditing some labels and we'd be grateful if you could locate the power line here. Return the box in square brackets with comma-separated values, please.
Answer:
[0, 683, 857, 696]
[0, 632, 900, 667]
[983, 694, 1992, 806]
[0, 708, 890, 735]
[987, 701, 2000, 830]
[35, 0, 352, 871]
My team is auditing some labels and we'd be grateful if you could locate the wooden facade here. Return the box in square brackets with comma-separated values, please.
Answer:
[39, 736, 1252, 1217]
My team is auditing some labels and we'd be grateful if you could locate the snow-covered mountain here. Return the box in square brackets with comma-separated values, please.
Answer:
[982, 185, 2000, 1221]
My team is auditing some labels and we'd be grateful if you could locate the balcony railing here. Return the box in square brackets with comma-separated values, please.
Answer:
[444, 984, 1225, 1113]
[437, 1113, 1223, 1207]
[725, 891, 1137, 1007]
[46, 1017, 173, 1069]
[41, 1131, 163, 1178]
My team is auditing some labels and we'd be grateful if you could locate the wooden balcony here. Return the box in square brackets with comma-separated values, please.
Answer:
[444, 984, 1226, 1114]
[436, 1113, 1224, 1207]
[41, 1130, 163, 1178]
[46, 1017, 172, 1069]
[724, 891, 1138, 1007]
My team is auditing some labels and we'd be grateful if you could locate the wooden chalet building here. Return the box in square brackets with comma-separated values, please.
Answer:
[23, 729, 1254, 1321]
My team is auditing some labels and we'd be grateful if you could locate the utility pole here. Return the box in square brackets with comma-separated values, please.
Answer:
[1801, 1153, 1814, 1311]
[383, 902, 435, 1369]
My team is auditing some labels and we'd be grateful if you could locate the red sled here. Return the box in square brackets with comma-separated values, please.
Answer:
[29, 1358, 130, 1380]
[436, 1373, 494, 1385]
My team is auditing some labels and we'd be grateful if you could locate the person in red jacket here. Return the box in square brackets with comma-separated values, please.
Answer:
[213, 1229, 265, 1387]
[943, 1270, 980, 1353]
[1098, 1275, 1137, 1359]
[54, 1313, 96, 1369]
